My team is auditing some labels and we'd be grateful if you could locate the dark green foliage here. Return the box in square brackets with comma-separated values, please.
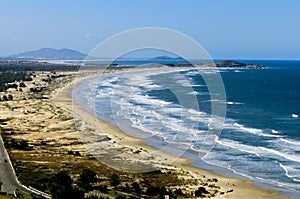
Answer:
[194, 187, 209, 197]
[122, 183, 130, 193]
[30, 87, 43, 93]
[132, 182, 141, 194]
[0, 61, 80, 72]
[50, 171, 84, 199]
[19, 82, 26, 87]
[115, 195, 126, 199]
[5, 138, 32, 150]
[110, 174, 120, 189]
[2, 95, 8, 101]
[78, 168, 97, 191]
[146, 186, 168, 196]
[98, 185, 108, 193]
[54, 171, 72, 188]
[7, 94, 13, 101]
[174, 188, 183, 196]
[86, 194, 106, 199]
[51, 185, 84, 199]
[0, 71, 32, 92]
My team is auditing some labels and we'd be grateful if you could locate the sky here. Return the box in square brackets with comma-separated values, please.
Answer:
[0, 0, 300, 59]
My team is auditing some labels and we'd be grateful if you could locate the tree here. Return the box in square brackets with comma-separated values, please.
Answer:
[194, 187, 209, 197]
[110, 174, 120, 189]
[78, 168, 97, 191]
[19, 82, 26, 87]
[2, 95, 8, 101]
[174, 188, 183, 196]
[7, 94, 13, 101]
[54, 171, 72, 188]
[19, 140, 30, 150]
[50, 171, 84, 199]
[132, 182, 141, 194]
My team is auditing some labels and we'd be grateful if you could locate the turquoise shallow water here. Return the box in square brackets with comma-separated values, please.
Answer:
[73, 60, 300, 197]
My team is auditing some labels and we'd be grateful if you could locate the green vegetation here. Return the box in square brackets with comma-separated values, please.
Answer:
[109, 174, 120, 189]
[0, 195, 15, 199]
[0, 61, 80, 72]
[194, 187, 209, 197]
[78, 168, 97, 191]
[3, 138, 32, 151]
[50, 171, 84, 199]
[0, 72, 32, 92]
[15, 190, 32, 199]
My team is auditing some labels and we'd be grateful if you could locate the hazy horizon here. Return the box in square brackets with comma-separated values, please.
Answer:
[1, 1, 300, 60]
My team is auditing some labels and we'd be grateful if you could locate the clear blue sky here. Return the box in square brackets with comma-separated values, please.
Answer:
[1, 0, 300, 59]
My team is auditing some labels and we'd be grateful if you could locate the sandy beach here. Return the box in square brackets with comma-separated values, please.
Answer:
[51, 68, 290, 199]
[0, 68, 291, 198]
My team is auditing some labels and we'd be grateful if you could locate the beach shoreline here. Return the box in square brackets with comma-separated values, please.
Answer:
[51, 68, 291, 199]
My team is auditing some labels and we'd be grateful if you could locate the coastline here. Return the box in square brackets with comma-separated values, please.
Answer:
[51, 68, 290, 199]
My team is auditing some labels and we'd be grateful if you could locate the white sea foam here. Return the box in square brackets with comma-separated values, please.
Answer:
[144, 84, 162, 90]
[232, 123, 282, 138]
[234, 70, 242, 73]
[279, 138, 300, 146]
[187, 91, 200, 95]
[130, 94, 172, 106]
[271, 129, 281, 134]
[187, 108, 206, 115]
[278, 162, 300, 182]
[227, 101, 243, 105]
[216, 139, 260, 157]
[258, 147, 300, 163]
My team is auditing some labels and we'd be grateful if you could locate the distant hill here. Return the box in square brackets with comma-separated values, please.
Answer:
[152, 55, 184, 60]
[10, 48, 87, 60]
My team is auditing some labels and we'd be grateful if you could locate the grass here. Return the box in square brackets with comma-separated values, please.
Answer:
[15, 189, 33, 199]
[0, 195, 15, 199]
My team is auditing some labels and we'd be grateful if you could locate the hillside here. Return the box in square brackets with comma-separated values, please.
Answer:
[10, 48, 87, 60]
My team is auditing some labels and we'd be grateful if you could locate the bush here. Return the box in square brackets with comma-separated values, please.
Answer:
[86, 194, 106, 199]
[19, 82, 26, 87]
[195, 187, 209, 197]
[110, 174, 120, 189]
[2, 95, 8, 101]
[122, 183, 130, 193]
[78, 168, 97, 191]
[132, 182, 141, 194]
[174, 188, 183, 196]
[115, 195, 126, 199]
[50, 171, 84, 199]
[146, 186, 167, 196]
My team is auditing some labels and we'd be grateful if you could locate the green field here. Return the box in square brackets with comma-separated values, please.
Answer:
[0, 195, 15, 199]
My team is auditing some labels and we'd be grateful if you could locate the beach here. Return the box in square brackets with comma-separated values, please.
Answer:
[0, 67, 292, 198]
[51, 68, 290, 199]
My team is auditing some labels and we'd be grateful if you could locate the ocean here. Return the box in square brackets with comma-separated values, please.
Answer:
[72, 60, 300, 197]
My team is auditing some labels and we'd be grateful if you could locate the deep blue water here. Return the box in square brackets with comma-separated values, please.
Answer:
[73, 60, 300, 197]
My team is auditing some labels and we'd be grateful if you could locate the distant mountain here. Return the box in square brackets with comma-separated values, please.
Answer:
[10, 48, 87, 60]
[152, 55, 184, 60]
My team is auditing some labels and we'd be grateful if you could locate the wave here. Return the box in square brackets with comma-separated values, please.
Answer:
[291, 113, 298, 118]
[258, 147, 300, 163]
[278, 162, 300, 182]
[216, 138, 300, 164]
[227, 101, 243, 105]
[232, 123, 283, 138]
[279, 138, 300, 146]
[216, 139, 260, 157]
[187, 91, 202, 95]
